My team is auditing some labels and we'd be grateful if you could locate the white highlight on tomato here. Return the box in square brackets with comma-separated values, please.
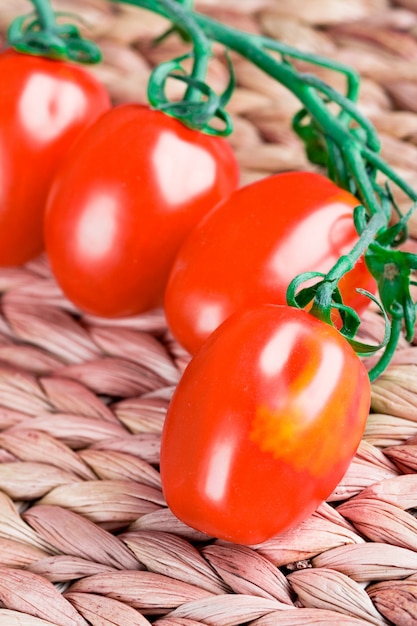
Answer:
[19, 74, 86, 144]
[203, 439, 234, 504]
[76, 193, 119, 260]
[267, 203, 354, 280]
[152, 131, 216, 206]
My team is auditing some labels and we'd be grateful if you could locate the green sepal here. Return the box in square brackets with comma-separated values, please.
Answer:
[287, 270, 391, 357]
[339, 289, 391, 356]
[365, 241, 417, 342]
[286, 270, 326, 310]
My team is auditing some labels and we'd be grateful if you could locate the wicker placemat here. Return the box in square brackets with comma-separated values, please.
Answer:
[1, 1, 417, 624]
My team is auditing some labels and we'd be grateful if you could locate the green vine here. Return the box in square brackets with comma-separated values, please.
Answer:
[17, 0, 417, 381]
[111, 0, 417, 381]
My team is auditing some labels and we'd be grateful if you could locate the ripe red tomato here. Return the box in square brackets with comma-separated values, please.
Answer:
[160, 304, 371, 545]
[44, 104, 239, 317]
[164, 171, 377, 355]
[0, 49, 110, 266]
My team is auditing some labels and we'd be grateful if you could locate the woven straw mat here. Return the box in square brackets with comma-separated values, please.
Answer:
[1, 1, 417, 625]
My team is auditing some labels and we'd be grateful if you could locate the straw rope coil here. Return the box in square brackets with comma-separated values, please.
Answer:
[1, 0, 417, 624]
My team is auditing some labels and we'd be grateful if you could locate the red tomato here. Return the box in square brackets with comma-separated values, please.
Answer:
[0, 49, 110, 266]
[44, 104, 239, 317]
[164, 171, 377, 355]
[160, 304, 371, 545]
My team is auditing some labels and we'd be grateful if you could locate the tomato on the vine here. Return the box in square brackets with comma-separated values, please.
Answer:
[0, 49, 110, 266]
[164, 171, 377, 355]
[44, 104, 239, 317]
[160, 304, 371, 545]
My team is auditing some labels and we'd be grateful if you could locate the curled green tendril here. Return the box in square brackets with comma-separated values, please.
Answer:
[367, 312, 404, 382]
[147, 52, 234, 135]
[7, 1, 101, 64]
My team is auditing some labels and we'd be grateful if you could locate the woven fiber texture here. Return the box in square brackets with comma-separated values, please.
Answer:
[1, 1, 417, 624]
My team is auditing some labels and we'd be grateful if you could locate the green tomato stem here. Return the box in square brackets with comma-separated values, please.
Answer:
[29, 0, 57, 30]
[155, 0, 211, 103]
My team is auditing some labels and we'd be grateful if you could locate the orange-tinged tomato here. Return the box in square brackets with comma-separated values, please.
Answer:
[160, 304, 371, 545]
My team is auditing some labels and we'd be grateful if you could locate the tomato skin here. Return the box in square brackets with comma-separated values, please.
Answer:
[44, 104, 239, 317]
[164, 171, 377, 355]
[0, 50, 110, 266]
[160, 304, 370, 545]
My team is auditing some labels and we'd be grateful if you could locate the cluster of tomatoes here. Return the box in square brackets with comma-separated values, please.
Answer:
[2, 48, 374, 544]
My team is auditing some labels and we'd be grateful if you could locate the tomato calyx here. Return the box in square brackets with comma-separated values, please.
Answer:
[147, 52, 235, 136]
[284, 195, 417, 381]
[286, 266, 390, 367]
[146, 0, 235, 136]
[7, 0, 101, 64]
